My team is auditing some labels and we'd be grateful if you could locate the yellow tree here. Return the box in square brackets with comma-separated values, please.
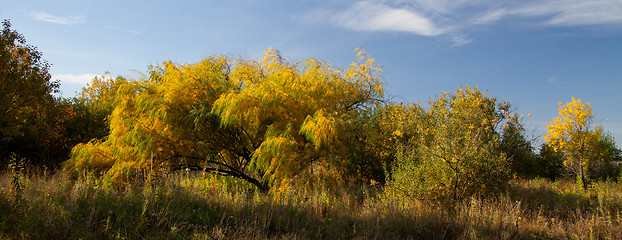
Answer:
[66, 75, 131, 143]
[75, 75, 128, 113]
[212, 48, 383, 187]
[64, 56, 250, 189]
[64, 48, 384, 191]
[369, 102, 426, 179]
[544, 97, 600, 190]
[391, 86, 515, 204]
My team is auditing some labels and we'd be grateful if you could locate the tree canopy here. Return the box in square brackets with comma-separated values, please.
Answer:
[4, 18, 622, 206]
[390, 86, 516, 204]
[0, 19, 73, 165]
[63, 48, 384, 190]
[544, 97, 621, 189]
[0, 20, 58, 143]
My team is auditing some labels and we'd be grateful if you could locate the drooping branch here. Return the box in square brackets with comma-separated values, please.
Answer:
[166, 154, 267, 192]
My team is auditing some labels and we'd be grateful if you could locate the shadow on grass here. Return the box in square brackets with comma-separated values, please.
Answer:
[507, 180, 622, 221]
[0, 174, 493, 239]
[2, 174, 621, 239]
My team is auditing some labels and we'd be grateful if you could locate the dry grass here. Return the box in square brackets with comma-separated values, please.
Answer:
[1, 171, 621, 239]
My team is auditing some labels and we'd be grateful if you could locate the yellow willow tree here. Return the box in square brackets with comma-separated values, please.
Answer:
[212, 48, 384, 187]
[544, 97, 601, 190]
[63, 48, 383, 191]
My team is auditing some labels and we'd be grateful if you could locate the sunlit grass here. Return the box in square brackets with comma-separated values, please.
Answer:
[1, 171, 621, 239]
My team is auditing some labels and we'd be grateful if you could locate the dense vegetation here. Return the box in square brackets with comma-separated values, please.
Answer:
[2, 19, 621, 239]
[0, 20, 108, 168]
[3, 172, 622, 239]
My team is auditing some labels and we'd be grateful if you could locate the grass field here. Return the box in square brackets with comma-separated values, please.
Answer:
[1, 170, 621, 239]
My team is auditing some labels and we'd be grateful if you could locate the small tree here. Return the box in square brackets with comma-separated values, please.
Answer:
[500, 118, 538, 177]
[544, 97, 601, 190]
[586, 132, 621, 181]
[391, 86, 514, 204]
[374, 102, 427, 180]
[68, 75, 129, 142]
[536, 143, 564, 180]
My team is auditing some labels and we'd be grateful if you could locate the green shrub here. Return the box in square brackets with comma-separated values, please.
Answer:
[389, 86, 513, 205]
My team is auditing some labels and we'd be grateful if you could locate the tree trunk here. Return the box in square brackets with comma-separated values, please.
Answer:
[579, 166, 587, 191]
[244, 175, 269, 193]
[171, 163, 269, 193]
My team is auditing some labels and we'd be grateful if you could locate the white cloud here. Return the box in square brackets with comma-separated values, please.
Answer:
[472, 9, 509, 25]
[105, 24, 142, 34]
[53, 73, 97, 85]
[407, 0, 622, 26]
[418, 0, 497, 14]
[304, 0, 622, 45]
[514, 0, 622, 26]
[450, 35, 473, 47]
[125, 29, 142, 34]
[104, 24, 120, 31]
[330, 1, 444, 36]
[30, 11, 86, 25]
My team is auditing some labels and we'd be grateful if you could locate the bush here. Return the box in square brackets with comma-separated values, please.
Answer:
[389, 86, 514, 205]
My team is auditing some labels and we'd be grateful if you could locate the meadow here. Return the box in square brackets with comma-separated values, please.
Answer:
[2, 169, 621, 239]
[3, 20, 622, 239]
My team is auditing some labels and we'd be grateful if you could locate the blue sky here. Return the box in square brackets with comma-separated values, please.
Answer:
[2, 0, 622, 148]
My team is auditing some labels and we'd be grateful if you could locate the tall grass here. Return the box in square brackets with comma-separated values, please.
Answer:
[1, 171, 621, 239]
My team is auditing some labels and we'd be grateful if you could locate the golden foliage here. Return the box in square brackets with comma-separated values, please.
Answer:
[543, 97, 604, 189]
[212, 48, 384, 184]
[64, 49, 384, 190]
[390, 86, 514, 204]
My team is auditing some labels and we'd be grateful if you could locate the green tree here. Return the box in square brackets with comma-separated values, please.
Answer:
[535, 143, 564, 180]
[68, 75, 129, 142]
[0, 19, 62, 164]
[0, 20, 58, 142]
[587, 132, 621, 181]
[500, 118, 538, 177]
[390, 86, 514, 204]
[371, 101, 427, 181]
[329, 106, 391, 185]
[74, 74, 126, 113]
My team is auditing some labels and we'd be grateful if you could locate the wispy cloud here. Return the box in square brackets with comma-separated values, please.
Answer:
[450, 35, 473, 47]
[513, 0, 622, 26]
[30, 11, 86, 25]
[104, 25, 121, 31]
[54, 73, 97, 85]
[547, 74, 560, 83]
[408, 0, 622, 26]
[304, 0, 622, 46]
[546, 74, 589, 87]
[105, 24, 142, 34]
[472, 9, 509, 25]
[125, 29, 142, 34]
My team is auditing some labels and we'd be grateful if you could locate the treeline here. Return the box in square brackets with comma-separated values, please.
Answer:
[0, 20, 108, 169]
[2, 20, 621, 205]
